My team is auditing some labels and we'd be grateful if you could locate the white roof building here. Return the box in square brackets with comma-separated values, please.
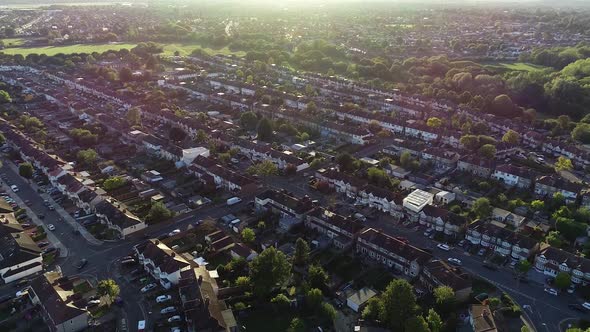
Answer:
[403, 189, 434, 213]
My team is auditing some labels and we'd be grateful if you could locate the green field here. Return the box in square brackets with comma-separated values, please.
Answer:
[0, 43, 138, 56]
[484, 62, 550, 72]
[2, 38, 25, 47]
[0, 42, 246, 58]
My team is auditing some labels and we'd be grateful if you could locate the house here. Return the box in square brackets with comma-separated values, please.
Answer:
[178, 266, 237, 332]
[0, 217, 43, 284]
[229, 243, 258, 261]
[304, 207, 365, 249]
[469, 304, 498, 332]
[491, 208, 526, 228]
[534, 243, 590, 285]
[457, 155, 494, 178]
[346, 287, 377, 312]
[28, 270, 90, 332]
[255, 190, 314, 232]
[466, 220, 539, 261]
[357, 185, 404, 219]
[418, 205, 467, 238]
[94, 199, 146, 237]
[419, 260, 472, 302]
[534, 175, 582, 203]
[492, 164, 534, 188]
[356, 228, 432, 277]
[316, 169, 367, 199]
[135, 239, 192, 289]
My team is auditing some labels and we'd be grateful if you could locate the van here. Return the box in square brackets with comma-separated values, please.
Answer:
[353, 213, 367, 222]
[226, 197, 242, 206]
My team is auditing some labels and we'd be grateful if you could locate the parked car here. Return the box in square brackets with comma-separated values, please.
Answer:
[170, 328, 182, 332]
[168, 229, 181, 237]
[47, 224, 55, 231]
[447, 258, 462, 266]
[583, 302, 590, 310]
[160, 306, 177, 314]
[10, 185, 18, 192]
[437, 244, 450, 251]
[167, 316, 182, 323]
[38, 241, 49, 247]
[76, 259, 88, 270]
[544, 288, 558, 296]
[42, 247, 56, 255]
[87, 299, 100, 308]
[140, 283, 156, 293]
[477, 248, 486, 256]
[48, 205, 55, 211]
[457, 240, 466, 247]
[156, 295, 172, 303]
[13, 279, 29, 288]
[567, 285, 576, 294]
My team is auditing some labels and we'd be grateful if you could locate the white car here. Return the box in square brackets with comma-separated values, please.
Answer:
[544, 288, 558, 296]
[170, 328, 182, 332]
[140, 283, 156, 293]
[437, 244, 450, 251]
[447, 258, 462, 266]
[583, 302, 590, 310]
[168, 229, 181, 237]
[47, 224, 55, 231]
[160, 306, 177, 314]
[88, 299, 101, 305]
[10, 185, 18, 192]
[168, 315, 182, 323]
[156, 295, 172, 303]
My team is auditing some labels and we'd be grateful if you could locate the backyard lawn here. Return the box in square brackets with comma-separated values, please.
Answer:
[241, 310, 301, 332]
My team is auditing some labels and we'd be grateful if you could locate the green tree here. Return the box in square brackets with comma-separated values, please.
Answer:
[294, 238, 310, 266]
[250, 247, 291, 298]
[433, 286, 455, 307]
[426, 309, 443, 332]
[103, 176, 126, 191]
[287, 318, 306, 332]
[460, 134, 479, 150]
[405, 316, 431, 332]
[490, 94, 515, 117]
[426, 117, 442, 128]
[516, 260, 532, 274]
[320, 302, 337, 322]
[241, 228, 255, 243]
[362, 297, 383, 320]
[0, 133, 5, 145]
[195, 129, 208, 143]
[77, 149, 98, 166]
[308, 264, 328, 290]
[119, 67, 133, 82]
[240, 111, 258, 131]
[472, 197, 492, 219]
[554, 156, 573, 172]
[530, 200, 545, 211]
[305, 101, 318, 113]
[257, 117, 273, 141]
[97, 279, 120, 306]
[126, 107, 141, 126]
[336, 152, 357, 172]
[555, 272, 571, 289]
[546, 231, 564, 247]
[306, 288, 323, 311]
[0, 90, 11, 103]
[146, 201, 173, 223]
[502, 129, 520, 144]
[271, 293, 290, 310]
[380, 279, 417, 331]
[235, 276, 251, 287]
[478, 144, 497, 159]
[247, 160, 278, 177]
[18, 162, 34, 179]
[572, 123, 590, 143]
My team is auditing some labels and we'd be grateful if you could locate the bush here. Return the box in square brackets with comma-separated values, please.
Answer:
[234, 302, 247, 310]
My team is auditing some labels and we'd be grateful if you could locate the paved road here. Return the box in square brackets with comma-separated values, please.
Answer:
[364, 216, 588, 332]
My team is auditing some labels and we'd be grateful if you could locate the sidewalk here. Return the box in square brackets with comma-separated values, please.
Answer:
[1, 182, 68, 258]
[6, 161, 103, 246]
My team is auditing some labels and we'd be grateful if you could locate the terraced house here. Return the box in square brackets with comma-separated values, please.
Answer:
[356, 228, 432, 277]
[304, 207, 365, 249]
[534, 244, 590, 285]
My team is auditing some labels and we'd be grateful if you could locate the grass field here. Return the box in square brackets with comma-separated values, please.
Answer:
[0, 42, 246, 57]
[0, 43, 138, 56]
[484, 61, 550, 72]
[2, 38, 25, 47]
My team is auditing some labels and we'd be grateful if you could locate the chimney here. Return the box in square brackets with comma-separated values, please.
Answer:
[171, 252, 175, 257]
[204, 296, 210, 310]
[198, 275, 203, 284]
[154, 240, 159, 245]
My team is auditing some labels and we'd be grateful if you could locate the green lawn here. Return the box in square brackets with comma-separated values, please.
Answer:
[2, 38, 25, 47]
[484, 61, 550, 72]
[0, 43, 138, 56]
[241, 310, 300, 332]
[0, 41, 246, 58]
